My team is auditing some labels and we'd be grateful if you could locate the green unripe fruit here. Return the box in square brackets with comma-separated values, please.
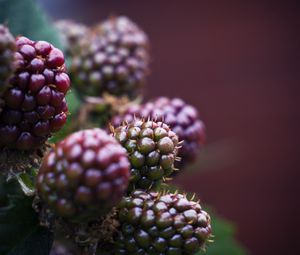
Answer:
[114, 190, 212, 254]
[112, 120, 179, 192]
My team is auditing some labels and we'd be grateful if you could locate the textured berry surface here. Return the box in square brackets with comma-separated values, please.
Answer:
[37, 128, 130, 222]
[71, 16, 149, 99]
[115, 190, 212, 255]
[0, 36, 70, 150]
[111, 97, 206, 168]
[112, 120, 179, 192]
[0, 25, 16, 95]
[55, 20, 89, 57]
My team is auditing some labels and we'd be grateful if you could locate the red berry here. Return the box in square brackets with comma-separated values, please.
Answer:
[36, 86, 51, 105]
[55, 73, 70, 93]
[19, 44, 36, 59]
[16, 132, 34, 150]
[29, 58, 44, 73]
[37, 128, 130, 221]
[17, 72, 30, 91]
[29, 74, 45, 93]
[50, 112, 67, 132]
[34, 41, 51, 56]
[15, 36, 33, 47]
[47, 48, 64, 68]
[4, 89, 24, 109]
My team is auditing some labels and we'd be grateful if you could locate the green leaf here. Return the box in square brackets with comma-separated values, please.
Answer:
[15, 168, 38, 196]
[0, 178, 53, 255]
[202, 209, 248, 255]
[0, 0, 62, 48]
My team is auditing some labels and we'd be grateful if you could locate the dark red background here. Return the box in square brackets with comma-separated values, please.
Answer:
[38, 1, 300, 254]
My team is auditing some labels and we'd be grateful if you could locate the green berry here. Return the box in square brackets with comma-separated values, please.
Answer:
[111, 97, 206, 169]
[114, 190, 212, 254]
[112, 120, 179, 192]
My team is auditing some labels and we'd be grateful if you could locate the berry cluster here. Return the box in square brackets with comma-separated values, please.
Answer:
[0, 25, 16, 95]
[55, 20, 89, 57]
[70, 16, 149, 99]
[113, 119, 179, 192]
[0, 12, 212, 255]
[111, 97, 206, 168]
[115, 190, 212, 255]
[0, 36, 70, 150]
[37, 128, 130, 222]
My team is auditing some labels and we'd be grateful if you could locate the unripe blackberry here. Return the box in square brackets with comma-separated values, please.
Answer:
[37, 128, 130, 222]
[111, 97, 206, 168]
[112, 120, 179, 192]
[114, 190, 212, 255]
[54, 20, 89, 57]
[71, 16, 149, 99]
[0, 25, 16, 97]
[0, 36, 70, 151]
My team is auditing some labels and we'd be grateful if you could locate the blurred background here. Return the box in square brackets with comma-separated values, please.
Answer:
[37, 1, 300, 254]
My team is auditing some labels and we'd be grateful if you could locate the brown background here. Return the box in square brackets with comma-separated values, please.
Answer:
[38, 1, 300, 254]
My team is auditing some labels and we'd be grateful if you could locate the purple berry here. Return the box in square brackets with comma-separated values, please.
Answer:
[47, 48, 64, 68]
[0, 36, 70, 151]
[70, 16, 149, 99]
[0, 25, 16, 96]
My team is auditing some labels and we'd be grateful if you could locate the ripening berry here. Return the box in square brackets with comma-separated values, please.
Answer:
[70, 16, 149, 99]
[112, 119, 179, 192]
[111, 97, 206, 169]
[37, 128, 130, 222]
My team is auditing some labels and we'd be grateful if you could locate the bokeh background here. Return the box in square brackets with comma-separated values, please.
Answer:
[38, 1, 300, 254]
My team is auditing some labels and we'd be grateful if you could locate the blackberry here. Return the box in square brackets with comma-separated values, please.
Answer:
[111, 97, 206, 168]
[114, 190, 212, 255]
[0, 36, 70, 151]
[112, 119, 179, 192]
[0, 25, 16, 102]
[55, 20, 89, 57]
[71, 16, 149, 99]
[36, 128, 130, 222]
